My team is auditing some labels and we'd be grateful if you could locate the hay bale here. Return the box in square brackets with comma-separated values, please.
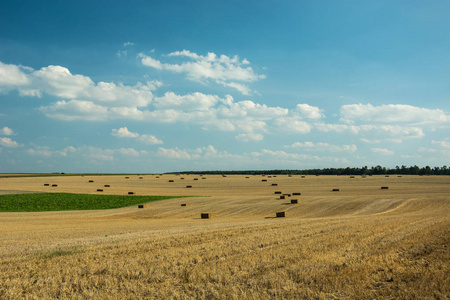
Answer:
[332, 189, 340, 192]
[51, 184, 58, 187]
[350, 176, 355, 178]
[280, 195, 286, 199]
[181, 203, 191, 207]
[139, 177, 143, 179]
[288, 174, 292, 177]
[271, 183, 278, 186]
[125, 177, 129, 179]
[169, 180, 174, 182]
[262, 179, 267, 182]
[128, 192, 135, 195]
[245, 177, 250, 178]
[291, 199, 299, 204]
[202, 178, 206, 179]
[88, 180, 94, 183]
[268, 176, 272, 178]
[97, 189, 103, 192]
[381, 186, 389, 189]
[104, 184, 110, 187]
[361, 175, 367, 178]
[385, 175, 390, 177]
[276, 211, 287, 218]
[293, 192, 301, 195]
[201, 213, 215, 219]
[138, 204, 148, 208]
[44, 184, 49, 186]
[194, 178, 198, 180]
[180, 178, 185, 180]
[186, 185, 192, 188]
[301, 176, 306, 178]
[274, 191, 282, 194]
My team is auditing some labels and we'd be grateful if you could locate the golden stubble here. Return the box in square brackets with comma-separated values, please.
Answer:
[0, 174, 449, 299]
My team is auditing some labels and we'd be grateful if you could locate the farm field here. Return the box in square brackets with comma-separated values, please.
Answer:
[0, 174, 449, 299]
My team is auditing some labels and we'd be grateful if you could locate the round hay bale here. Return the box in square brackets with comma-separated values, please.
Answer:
[280, 195, 286, 199]
[292, 192, 301, 195]
[271, 183, 278, 186]
[169, 180, 174, 182]
[332, 189, 340, 192]
[138, 204, 148, 208]
[104, 185, 110, 187]
[274, 191, 282, 194]
[88, 180, 94, 183]
[262, 179, 267, 182]
[186, 185, 192, 188]
[291, 199, 299, 204]
[97, 189, 103, 192]
[51, 184, 58, 187]
[128, 192, 135, 195]
[381, 186, 389, 189]
[44, 184, 50, 186]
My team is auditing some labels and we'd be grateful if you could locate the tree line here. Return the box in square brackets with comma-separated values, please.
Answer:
[174, 165, 449, 176]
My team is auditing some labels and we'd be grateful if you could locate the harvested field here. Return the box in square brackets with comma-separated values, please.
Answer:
[0, 174, 449, 299]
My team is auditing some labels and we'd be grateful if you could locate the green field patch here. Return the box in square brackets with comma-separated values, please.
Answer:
[0, 193, 186, 212]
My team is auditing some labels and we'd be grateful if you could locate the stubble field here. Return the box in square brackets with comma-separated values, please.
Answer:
[0, 174, 449, 299]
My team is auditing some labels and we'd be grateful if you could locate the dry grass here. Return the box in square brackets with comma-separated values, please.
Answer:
[0, 175, 449, 299]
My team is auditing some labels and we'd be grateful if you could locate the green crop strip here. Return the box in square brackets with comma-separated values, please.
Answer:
[0, 193, 187, 212]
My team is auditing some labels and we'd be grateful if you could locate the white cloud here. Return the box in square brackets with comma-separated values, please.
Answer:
[340, 103, 450, 126]
[123, 42, 135, 47]
[111, 127, 163, 145]
[139, 50, 265, 95]
[235, 133, 264, 142]
[296, 104, 324, 119]
[0, 61, 30, 89]
[111, 127, 139, 138]
[371, 148, 394, 155]
[287, 141, 357, 153]
[1, 127, 14, 136]
[431, 140, 450, 148]
[0, 137, 21, 147]
[40, 100, 109, 121]
[2, 61, 157, 108]
[273, 117, 312, 133]
[157, 147, 192, 160]
[314, 123, 424, 141]
[138, 135, 163, 145]
[154, 92, 219, 111]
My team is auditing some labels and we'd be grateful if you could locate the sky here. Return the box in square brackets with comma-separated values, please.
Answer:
[0, 0, 449, 173]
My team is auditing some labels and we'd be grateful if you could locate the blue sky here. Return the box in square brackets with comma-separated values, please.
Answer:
[1, 0, 449, 173]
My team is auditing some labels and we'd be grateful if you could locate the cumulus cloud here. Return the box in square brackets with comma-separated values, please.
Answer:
[371, 148, 394, 155]
[139, 50, 265, 95]
[1, 61, 157, 108]
[154, 92, 219, 111]
[0, 137, 21, 147]
[0, 61, 30, 90]
[111, 127, 163, 145]
[287, 141, 357, 153]
[138, 135, 163, 145]
[111, 127, 139, 138]
[314, 123, 424, 141]
[1, 127, 14, 136]
[340, 103, 450, 125]
[235, 133, 264, 142]
[296, 104, 324, 119]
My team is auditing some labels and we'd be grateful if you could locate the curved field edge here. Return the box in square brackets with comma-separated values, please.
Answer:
[0, 193, 189, 212]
